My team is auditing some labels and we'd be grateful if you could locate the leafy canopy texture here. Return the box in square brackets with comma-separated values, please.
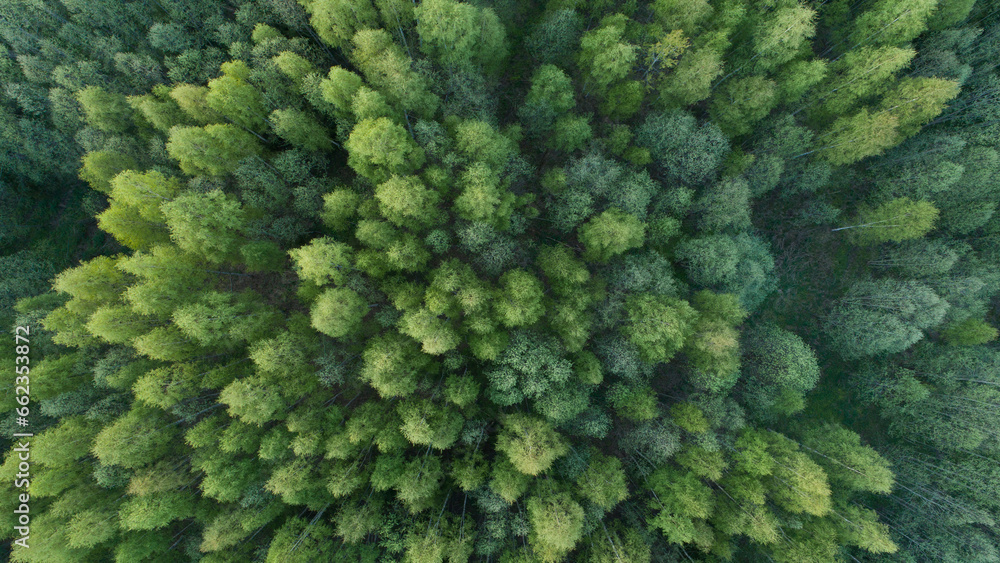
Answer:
[9, 0, 999, 562]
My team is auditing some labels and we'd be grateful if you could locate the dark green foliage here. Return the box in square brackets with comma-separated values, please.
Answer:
[739, 324, 820, 420]
[825, 280, 949, 358]
[635, 111, 730, 186]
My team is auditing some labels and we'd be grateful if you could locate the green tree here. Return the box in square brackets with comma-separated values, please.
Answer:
[360, 332, 435, 398]
[166, 124, 263, 176]
[848, 0, 937, 47]
[527, 492, 585, 562]
[751, 4, 816, 72]
[496, 414, 568, 475]
[76, 86, 133, 133]
[494, 270, 545, 328]
[577, 15, 637, 95]
[161, 190, 247, 263]
[623, 294, 698, 364]
[345, 117, 426, 182]
[376, 175, 442, 230]
[825, 280, 948, 358]
[941, 318, 998, 345]
[800, 424, 894, 494]
[350, 29, 439, 117]
[836, 197, 939, 245]
[311, 287, 368, 338]
[288, 237, 353, 286]
[578, 208, 645, 262]
[577, 453, 629, 510]
[709, 77, 778, 137]
[206, 60, 267, 131]
[270, 108, 334, 151]
[414, 0, 508, 74]
[91, 407, 178, 469]
[740, 324, 820, 419]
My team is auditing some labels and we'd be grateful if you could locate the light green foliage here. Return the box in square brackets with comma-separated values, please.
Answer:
[494, 269, 545, 328]
[879, 77, 960, 138]
[454, 119, 518, 169]
[289, 237, 353, 286]
[577, 453, 629, 510]
[206, 61, 267, 131]
[656, 44, 724, 108]
[311, 287, 367, 338]
[623, 294, 697, 364]
[270, 108, 334, 151]
[308, 0, 379, 49]
[844, 197, 940, 245]
[166, 124, 263, 176]
[578, 15, 637, 95]
[453, 163, 511, 226]
[684, 291, 747, 388]
[849, 0, 937, 47]
[415, 0, 508, 74]
[360, 332, 434, 398]
[266, 517, 337, 562]
[273, 51, 317, 82]
[397, 398, 463, 449]
[78, 151, 139, 193]
[813, 46, 916, 119]
[767, 434, 832, 517]
[526, 65, 576, 117]
[345, 117, 426, 182]
[490, 457, 531, 503]
[651, 0, 712, 33]
[32, 417, 100, 467]
[91, 407, 177, 469]
[351, 29, 439, 117]
[170, 83, 218, 124]
[321, 188, 361, 231]
[496, 414, 569, 475]
[647, 465, 714, 545]
[376, 175, 442, 229]
[777, 59, 827, 103]
[527, 492, 585, 562]
[578, 208, 645, 262]
[399, 307, 461, 354]
[118, 491, 195, 530]
[942, 318, 998, 345]
[220, 377, 287, 425]
[129, 90, 190, 132]
[394, 454, 444, 511]
[76, 86, 133, 133]
[161, 190, 246, 263]
[801, 424, 894, 494]
[818, 108, 901, 165]
[320, 66, 365, 116]
[108, 170, 182, 223]
[751, 4, 816, 72]
[132, 363, 199, 409]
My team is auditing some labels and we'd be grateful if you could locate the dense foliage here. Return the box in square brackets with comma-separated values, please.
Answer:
[2, 0, 999, 561]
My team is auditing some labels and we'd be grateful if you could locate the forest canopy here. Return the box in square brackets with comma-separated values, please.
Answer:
[2, 0, 1000, 562]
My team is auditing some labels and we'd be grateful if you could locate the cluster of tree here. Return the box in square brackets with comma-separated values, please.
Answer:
[1, 0, 998, 562]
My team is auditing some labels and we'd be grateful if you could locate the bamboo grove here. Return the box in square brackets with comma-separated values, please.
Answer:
[2, 0, 1000, 561]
